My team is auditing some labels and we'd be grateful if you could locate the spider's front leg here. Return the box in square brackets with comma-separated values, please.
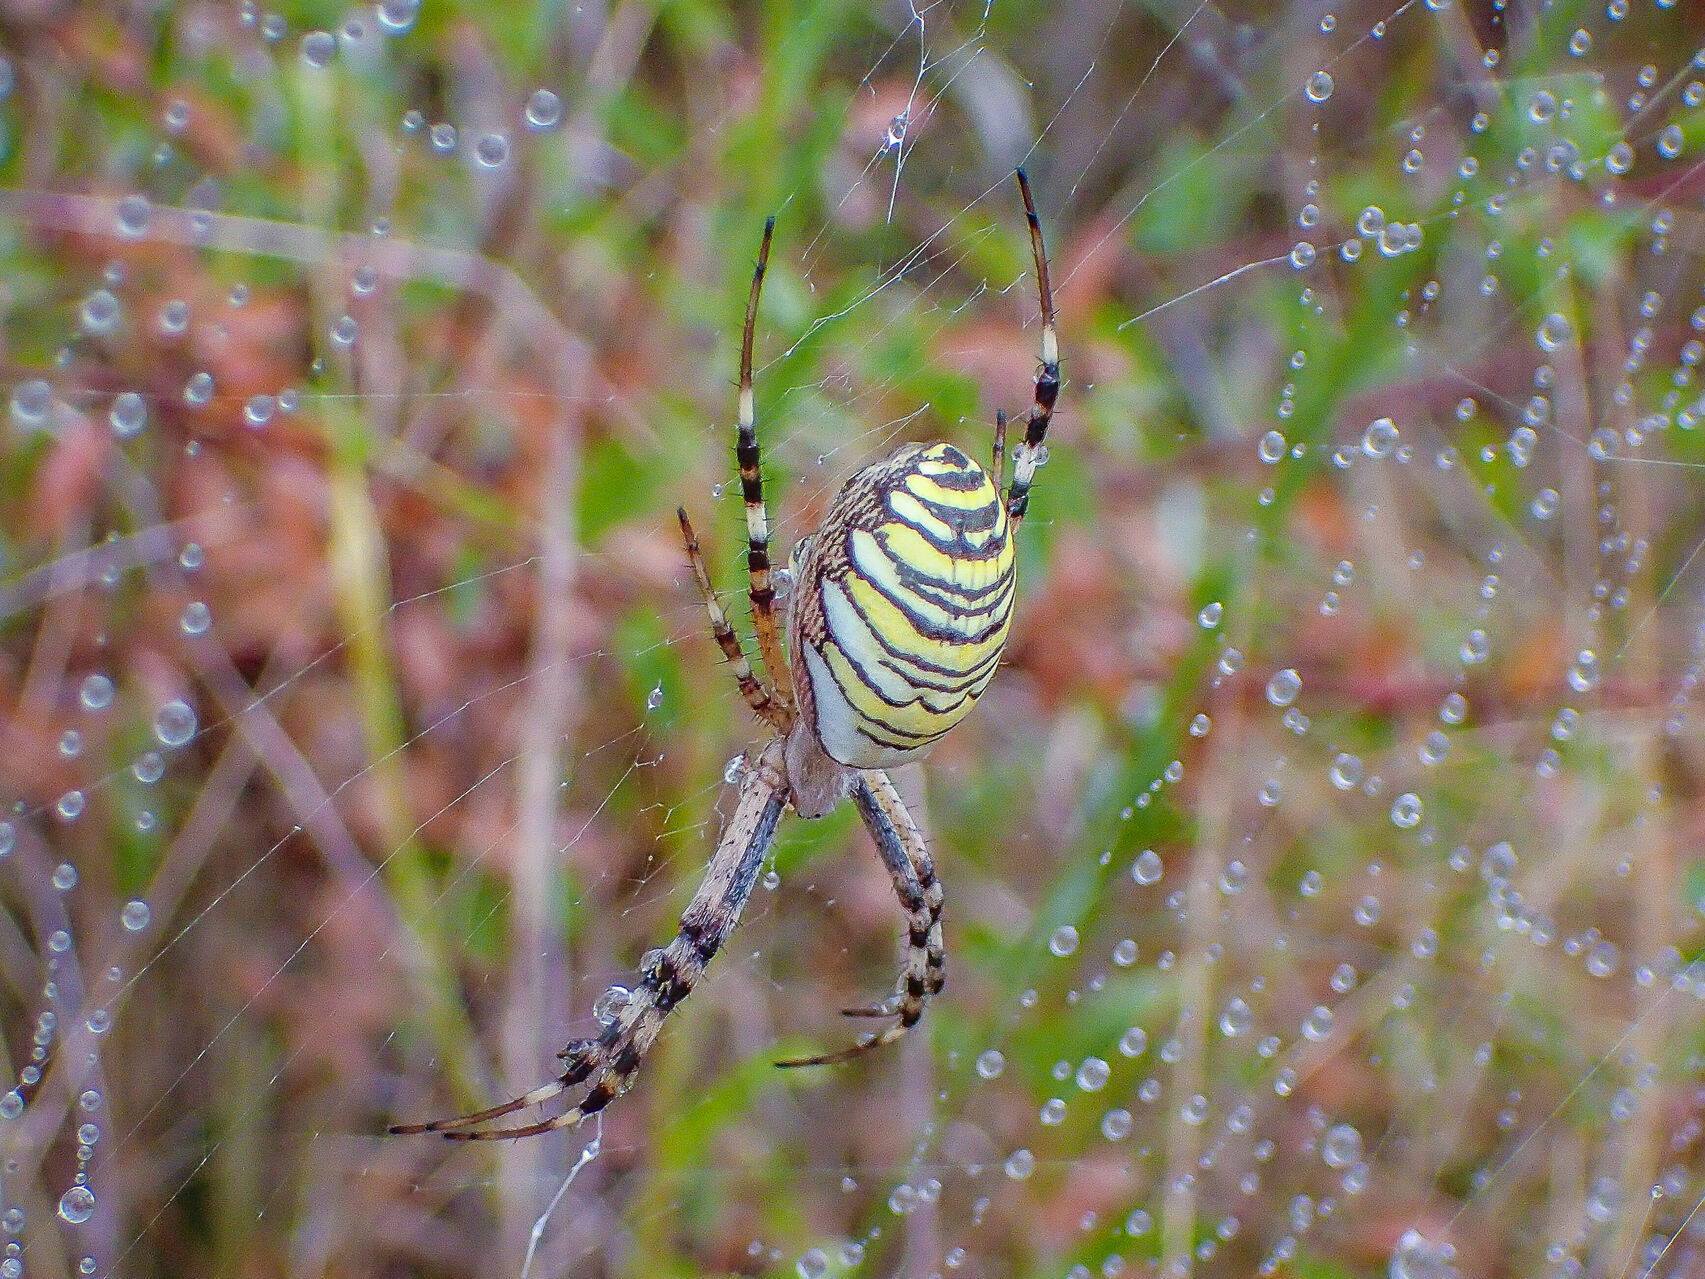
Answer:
[390, 745, 788, 1140]
[775, 771, 943, 1068]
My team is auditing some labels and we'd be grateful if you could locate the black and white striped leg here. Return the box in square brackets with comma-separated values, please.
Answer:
[678, 507, 788, 731]
[735, 216, 796, 714]
[774, 771, 942, 1068]
[1008, 168, 1058, 533]
[390, 746, 789, 1139]
[862, 769, 945, 1000]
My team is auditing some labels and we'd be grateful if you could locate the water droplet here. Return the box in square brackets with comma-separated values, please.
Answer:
[1076, 1057, 1109, 1091]
[53, 863, 78, 891]
[56, 1185, 95, 1224]
[1101, 1108, 1132, 1140]
[1131, 849, 1164, 885]
[1586, 941, 1619, 977]
[1118, 1026, 1147, 1058]
[329, 315, 358, 346]
[1389, 1228, 1458, 1279]
[153, 700, 197, 748]
[300, 30, 336, 67]
[1220, 997, 1252, 1036]
[473, 132, 509, 167]
[183, 372, 214, 406]
[375, 0, 421, 33]
[10, 379, 52, 428]
[975, 1049, 1004, 1079]
[1390, 793, 1422, 828]
[1049, 925, 1079, 957]
[1302, 1005, 1334, 1041]
[1197, 602, 1223, 628]
[1535, 313, 1570, 352]
[1568, 650, 1600, 692]
[1322, 1123, 1362, 1168]
[79, 289, 120, 336]
[1657, 124, 1685, 160]
[1265, 669, 1301, 707]
[796, 1248, 828, 1279]
[120, 900, 150, 931]
[1361, 417, 1398, 457]
[525, 89, 563, 129]
[243, 395, 275, 428]
[116, 193, 151, 237]
[1330, 753, 1362, 790]
[592, 985, 630, 1025]
[1305, 71, 1334, 102]
[132, 751, 165, 784]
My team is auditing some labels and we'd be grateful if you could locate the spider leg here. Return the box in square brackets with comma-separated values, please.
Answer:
[1007, 168, 1059, 533]
[992, 408, 1008, 491]
[735, 217, 797, 717]
[862, 769, 945, 1000]
[391, 747, 789, 1139]
[679, 507, 788, 731]
[774, 771, 942, 1068]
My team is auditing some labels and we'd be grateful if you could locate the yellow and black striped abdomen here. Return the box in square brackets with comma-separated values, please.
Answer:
[794, 442, 1016, 770]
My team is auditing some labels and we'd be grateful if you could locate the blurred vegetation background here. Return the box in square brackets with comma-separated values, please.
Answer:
[1, 1, 1704, 1277]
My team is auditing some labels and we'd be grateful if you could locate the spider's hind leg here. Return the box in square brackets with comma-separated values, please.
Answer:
[775, 771, 944, 1069]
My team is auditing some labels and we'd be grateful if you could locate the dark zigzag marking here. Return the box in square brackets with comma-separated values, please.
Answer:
[882, 488, 1005, 546]
[829, 570, 1014, 679]
[867, 536, 1016, 608]
[839, 549, 1016, 647]
[821, 609, 1008, 706]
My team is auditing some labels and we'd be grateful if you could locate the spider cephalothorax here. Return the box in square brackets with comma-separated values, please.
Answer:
[391, 170, 1058, 1140]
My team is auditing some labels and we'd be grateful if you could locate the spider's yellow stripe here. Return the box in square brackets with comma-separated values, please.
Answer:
[814, 443, 1016, 756]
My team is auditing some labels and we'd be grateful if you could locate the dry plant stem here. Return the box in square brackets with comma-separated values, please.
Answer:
[0, 191, 597, 1128]
[500, 390, 588, 1265]
[0, 508, 249, 622]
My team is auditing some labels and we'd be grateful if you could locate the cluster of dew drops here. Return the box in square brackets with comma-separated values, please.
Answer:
[7, 0, 578, 446]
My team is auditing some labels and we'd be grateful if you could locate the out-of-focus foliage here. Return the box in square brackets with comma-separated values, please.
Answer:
[1, 3, 1704, 1278]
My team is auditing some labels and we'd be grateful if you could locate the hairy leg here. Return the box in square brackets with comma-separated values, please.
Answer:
[391, 745, 788, 1139]
[774, 770, 942, 1068]
[678, 506, 787, 730]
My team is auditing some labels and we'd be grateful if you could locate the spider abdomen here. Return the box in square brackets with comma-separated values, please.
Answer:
[793, 442, 1016, 769]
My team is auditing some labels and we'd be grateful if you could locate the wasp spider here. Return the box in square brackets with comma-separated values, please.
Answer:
[391, 170, 1058, 1140]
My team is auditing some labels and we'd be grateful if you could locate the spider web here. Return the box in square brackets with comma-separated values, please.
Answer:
[0, 2, 1703, 1277]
